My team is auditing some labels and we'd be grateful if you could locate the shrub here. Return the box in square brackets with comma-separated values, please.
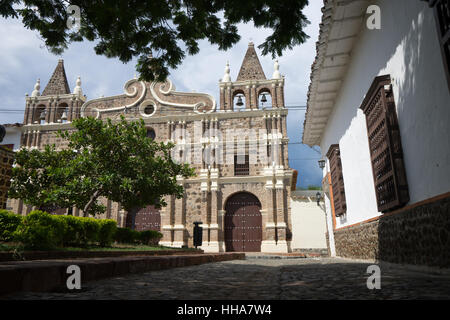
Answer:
[139, 230, 162, 245]
[98, 219, 117, 247]
[54, 215, 85, 247]
[13, 210, 65, 250]
[81, 217, 100, 246]
[0, 210, 23, 241]
[114, 227, 139, 244]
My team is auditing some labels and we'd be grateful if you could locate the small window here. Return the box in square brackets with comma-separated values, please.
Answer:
[234, 154, 249, 176]
[144, 105, 155, 115]
[146, 128, 156, 140]
[326, 144, 346, 217]
[140, 101, 157, 117]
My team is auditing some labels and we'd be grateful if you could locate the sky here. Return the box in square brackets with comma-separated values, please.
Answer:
[0, 1, 324, 189]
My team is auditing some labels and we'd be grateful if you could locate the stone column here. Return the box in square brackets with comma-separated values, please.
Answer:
[30, 131, 36, 148]
[49, 100, 57, 123]
[45, 101, 52, 124]
[271, 84, 278, 108]
[277, 83, 285, 107]
[68, 99, 74, 122]
[275, 186, 286, 241]
[218, 209, 226, 252]
[200, 191, 209, 244]
[208, 189, 219, 252]
[160, 195, 173, 247]
[265, 187, 276, 241]
[24, 101, 30, 124]
[35, 130, 41, 148]
[251, 85, 258, 109]
[173, 180, 186, 247]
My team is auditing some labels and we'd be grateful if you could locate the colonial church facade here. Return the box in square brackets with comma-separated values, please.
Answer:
[9, 43, 295, 253]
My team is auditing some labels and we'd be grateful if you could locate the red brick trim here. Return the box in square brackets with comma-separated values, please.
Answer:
[335, 191, 450, 231]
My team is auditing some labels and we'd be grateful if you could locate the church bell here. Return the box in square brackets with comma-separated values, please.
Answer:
[261, 93, 267, 103]
[236, 95, 244, 106]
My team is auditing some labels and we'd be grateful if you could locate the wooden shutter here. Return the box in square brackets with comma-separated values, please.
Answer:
[360, 75, 409, 212]
[326, 144, 346, 216]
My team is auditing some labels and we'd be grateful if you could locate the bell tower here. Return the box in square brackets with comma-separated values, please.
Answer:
[219, 42, 285, 111]
[23, 59, 86, 126]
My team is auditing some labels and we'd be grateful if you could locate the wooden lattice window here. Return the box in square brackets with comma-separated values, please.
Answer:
[425, 0, 450, 90]
[326, 144, 346, 217]
[234, 154, 249, 176]
[360, 75, 409, 212]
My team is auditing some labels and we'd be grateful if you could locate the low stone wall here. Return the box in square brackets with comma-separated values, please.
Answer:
[334, 193, 450, 268]
[0, 252, 245, 296]
[334, 220, 379, 260]
[0, 249, 204, 262]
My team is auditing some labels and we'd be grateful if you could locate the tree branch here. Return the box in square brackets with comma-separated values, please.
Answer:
[83, 189, 101, 217]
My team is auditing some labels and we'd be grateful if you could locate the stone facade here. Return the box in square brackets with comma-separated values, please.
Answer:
[9, 44, 294, 253]
[0, 146, 14, 209]
[333, 193, 450, 267]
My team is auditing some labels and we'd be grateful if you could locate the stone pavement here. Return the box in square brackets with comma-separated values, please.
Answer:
[4, 257, 450, 300]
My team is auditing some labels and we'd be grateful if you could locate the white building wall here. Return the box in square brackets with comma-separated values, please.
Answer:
[1, 127, 22, 151]
[290, 197, 327, 250]
[320, 0, 450, 228]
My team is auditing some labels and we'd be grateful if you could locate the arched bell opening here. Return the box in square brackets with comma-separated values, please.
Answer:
[56, 103, 69, 123]
[232, 90, 246, 111]
[258, 88, 272, 109]
[34, 105, 47, 124]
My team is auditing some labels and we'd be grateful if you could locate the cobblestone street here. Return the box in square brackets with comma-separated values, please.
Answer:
[5, 257, 450, 300]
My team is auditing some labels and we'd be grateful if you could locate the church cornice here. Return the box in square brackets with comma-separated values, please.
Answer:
[22, 108, 288, 131]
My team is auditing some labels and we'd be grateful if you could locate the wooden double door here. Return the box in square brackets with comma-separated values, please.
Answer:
[225, 192, 262, 252]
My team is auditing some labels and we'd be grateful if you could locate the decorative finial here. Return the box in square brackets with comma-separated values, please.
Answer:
[73, 76, 83, 95]
[272, 59, 281, 79]
[31, 79, 41, 97]
[222, 61, 231, 82]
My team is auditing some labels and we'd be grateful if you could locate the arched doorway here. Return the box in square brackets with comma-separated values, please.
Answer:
[225, 192, 262, 252]
[126, 205, 161, 231]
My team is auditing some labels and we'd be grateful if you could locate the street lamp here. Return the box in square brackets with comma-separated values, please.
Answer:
[318, 159, 326, 169]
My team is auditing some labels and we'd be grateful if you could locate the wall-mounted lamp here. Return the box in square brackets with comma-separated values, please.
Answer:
[318, 159, 326, 169]
[316, 192, 322, 206]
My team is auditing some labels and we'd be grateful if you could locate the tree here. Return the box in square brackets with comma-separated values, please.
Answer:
[8, 116, 195, 220]
[0, 0, 310, 81]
